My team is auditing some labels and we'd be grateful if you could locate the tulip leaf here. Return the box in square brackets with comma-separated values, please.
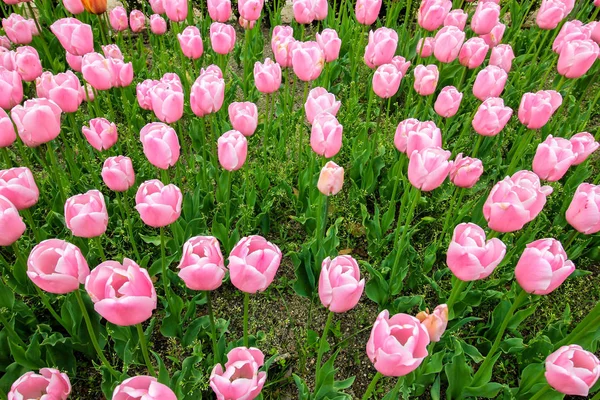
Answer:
[445, 341, 472, 400]
[463, 383, 505, 398]
[0, 284, 14, 310]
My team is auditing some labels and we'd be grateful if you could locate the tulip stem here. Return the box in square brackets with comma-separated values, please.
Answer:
[389, 188, 420, 293]
[264, 93, 270, 165]
[46, 143, 66, 205]
[315, 311, 334, 380]
[160, 227, 171, 304]
[225, 170, 232, 230]
[34, 286, 72, 335]
[529, 384, 551, 400]
[97, 14, 109, 45]
[557, 311, 600, 349]
[361, 372, 383, 400]
[564, 230, 578, 251]
[22, 208, 41, 243]
[92, 236, 106, 261]
[316, 194, 329, 244]
[243, 292, 250, 347]
[206, 291, 219, 364]
[446, 276, 468, 319]
[74, 290, 120, 378]
[136, 323, 156, 377]
[116, 192, 141, 261]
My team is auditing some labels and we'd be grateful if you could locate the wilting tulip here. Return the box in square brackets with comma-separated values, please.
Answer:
[82, 52, 114, 91]
[81, 0, 107, 14]
[518, 90, 562, 130]
[218, 130, 248, 171]
[480, 22, 505, 47]
[150, 14, 167, 35]
[566, 183, 600, 234]
[135, 180, 182, 227]
[254, 58, 282, 93]
[36, 71, 83, 113]
[515, 238, 575, 295]
[472, 97, 512, 136]
[0, 109, 16, 148]
[372, 63, 401, 99]
[305, 87, 341, 124]
[113, 376, 176, 400]
[66, 51, 83, 72]
[447, 223, 506, 281]
[458, 37, 489, 69]
[129, 10, 146, 33]
[238, 0, 264, 21]
[319, 255, 364, 313]
[2, 14, 34, 45]
[64, 190, 108, 238]
[544, 345, 600, 397]
[136, 79, 158, 110]
[570, 132, 599, 165]
[0, 67, 22, 110]
[102, 44, 123, 60]
[557, 39, 600, 79]
[0, 167, 38, 210]
[471, 1, 500, 35]
[210, 347, 267, 400]
[355, 0, 382, 25]
[318, 161, 344, 195]
[272, 35, 295, 68]
[64, 0, 85, 14]
[150, 82, 184, 123]
[139, 122, 180, 169]
[178, 26, 204, 59]
[367, 310, 430, 376]
[190, 71, 225, 116]
[8, 369, 71, 400]
[416, 37, 435, 57]
[229, 102, 258, 136]
[408, 146, 452, 191]
[208, 0, 232, 22]
[229, 235, 282, 293]
[406, 120, 442, 155]
[416, 304, 448, 342]
[292, 41, 325, 81]
[109, 6, 128, 31]
[489, 44, 515, 72]
[311, 112, 343, 158]
[483, 170, 553, 232]
[433, 26, 464, 63]
[364, 27, 398, 68]
[394, 118, 420, 153]
[473, 65, 507, 101]
[12, 46, 42, 82]
[111, 59, 134, 88]
[450, 154, 483, 188]
[444, 9, 467, 30]
[434, 86, 462, 118]
[413, 64, 439, 96]
[0, 195, 25, 246]
[165, 0, 188, 21]
[50, 18, 93, 56]
[102, 156, 135, 192]
[553, 21, 591, 54]
[85, 258, 157, 326]
[178, 236, 226, 291]
[532, 135, 576, 182]
[82, 117, 118, 151]
[11, 98, 62, 147]
[316, 29, 341, 62]
[210, 22, 236, 55]
[537, 0, 571, 30]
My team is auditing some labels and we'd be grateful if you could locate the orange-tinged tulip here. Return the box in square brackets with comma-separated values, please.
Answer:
[82, 0, 107, 14]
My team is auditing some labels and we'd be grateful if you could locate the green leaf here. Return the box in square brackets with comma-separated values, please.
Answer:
[463, 383, 505, 398]
[445, 342, 472, 400]
[0, 284, 15, 309]
[160, 292, 184, 338]
[461, 341, 484, 363]
[139, 234, 161, 246]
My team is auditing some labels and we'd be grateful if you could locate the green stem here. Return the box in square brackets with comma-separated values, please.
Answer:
[46, 143, 66, 204]
[315, 311, 334, 377]
[93, 236, 106, 261]
[160, 227, 170, 300]
[389, 376, 405, 397]
[206, 291, 219, 363]
[361, 372, 383, 400]
[136, 323, 156, 376]
[390, 188, 421, 288]
[243, 292, 250, 347]
[446, 276, 468, 316]
[529, 384, 551, 400]
[97, 13, 108, 44]
[116, 192, 141, 260]
[22, 208, 41, 243]
[564, 230, 578, 250]
[559, 313, 600, 349]
[225, 170, 232, 230]
[264, 93, 270, 164]
[35, 286, 72, 335]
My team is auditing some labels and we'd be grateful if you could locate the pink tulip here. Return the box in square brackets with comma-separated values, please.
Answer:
[129, 10, 146, 32]
[391, 56, 411, 75]
[272, 25, 294, 46]
[489, 44, 515, 72]
[447, 222, 506, 281]
[149, 0, 166, 14]
[0, 194, 25, 245]
[110, 58, 134, 88]
[63, 0, 85, 14]
[66, 51, 83, 72]
[406, 120, 442, 155]
[218, 130, 248, 171]
[178, 26, 204, 59]
[433, 26, 465, 63]
[139, 122, 180, 169]
[450, 154, 483, 188]
[293, 0, 316, 24]
[472, 97, 512, 136]
[470, 1, 500, 35]
[553, 21, 591, 54]
[81, 117, 118, 151]
[2, 14, 34, 45]
[458, 37, 489, 69]
[109, 6, 128, 31]
[367, 310, 430, 376]
[416, 304, 448, 342]
[12, 46, 42, 82]
[596, 0, 600, 6]
[418, 0, 452, 31]
[355, 0, 382, 25]
[318, 161, 344, 195]
[254, 57, 282, 93]
[210, 22, 236, 55]
[229, 235, 282, 293]
[518, 90, 562, 130]
[480, 22, 505, 47]
[544, 345, 600, 397]
[0, 36, 10, 49]
[239, 16, 256, 30]
[305, 87, 341, 124]
[64, 190, 108, 238]
[150, 14, 167, 35]
[557, 39, 600, 79]
[228, 101, 258, 136]
[566, 183, 600, 234]
[102, 156, 135, 192]
[272, 34, 295, 68]
[394, 118, 420, 153]
[592, 21, 600, 44]
[408, 146, 452, 191]
[473, 65, 507, 101]
[292, 41, 324, 81]
[434, 85, 462, 117]
[310, 112, 343, 158]
[81, 82, 96, 101]
[316, 29, 341, 62]
[319, 255, 364, 313]
[416, 37, 435, 57]
[137, 79, 158, 110]
[178, 236, 226, 291]
[190, 71, 225, 117]
[8, 368, 71, 400]
[11, 98, 62, 147]
[135, 179, 182, 227]
[0, 67, 22, 110]
[364, 27, 398, 68]
[82, 52, 114, 91]
[483, 170, 553, 232]
[85, 258, 157, 326]
[50, 18, 93, 56]
[372, 63, 401, 99]
[570, 132, 599, 165]
[102, 44, 123, 60]
[0, 108, 16, 147]
[444, 9, 467, 30]
[113, 376, 176, 400]
[532, 135, 576, 182]
[208, 0, 232, 22]
[150, 82, 184, 123]
[36, 71, 83, 113]
[537, 0, 570, 30]
[413, 64, 439, 96]
[165, 0, 188, 22]
[238, 0, 264, 21]
[0, 167, 38, 210]
[210, 347, 266, 400]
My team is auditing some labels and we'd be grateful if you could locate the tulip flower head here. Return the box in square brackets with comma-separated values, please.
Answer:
[228, 235, 282, 293]
[101, 156, 135, 192]
[64, 190, 109, 238]
[304, 87, 341, 125]
[319, 255, 365, 313]
[0, 167, 39, 210]
[434, 86, 462, 118]
[228, 101, 259, 136]
[11, 98, 62, 147]
[570, 132, 599, 165]
[292, 41, 324, 81]
[418, 0, 452, 31]
[254, 58, 282, 93]
[191, 70, 225, 117]
[0, 108, 16, 147]
[113, 376, 176, 400]
[208, 0, 232, 22]
[566, 183, 600, 234]
[355, 0, 382, 25]
[310, 112, 343, 158]
[518, 90, 562, 130]
[135, 180, 182, 227]
[408, 146, 452, 191]
[218, 130, 248, 171]
[449, 154, 483, 188]
[544, 345, 600, 397]
[532, 135, 576, 181]
[8, 368, 71, 400]
[433, 26, 465, 63]
[416, 304, 448, 342]
[178, 236, 226, 291]
[139, 122, 180, 169]
[472, 97, 512, 136]
[413, 64, 439, 96]
[210, 347, 267, 400]
[318, 161, 344, 195]
[364, 27, 398, 68]
[0, 194, 26, 246]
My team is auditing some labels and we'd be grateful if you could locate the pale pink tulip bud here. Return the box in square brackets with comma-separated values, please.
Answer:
[190, 71, 225, 117]
[254, 57, 282, 93]
[311, 112, 343, 158]
[229, 235, 281, 293]
[135, 180, 182, 228]
[113, 376, 176, 400]
[434, 85, 462, 118]
[406, 120, 442, 155]
[305, 87, 341, 124]
[228, 101, 258, 136]
[178, 236, 226, 291]
[63, 0, 85, 14]
[532, 135, 576, 181]
[480, 22, 505, 47]
[355, 0, 382, 25]
[210, 22, 236, 55]
[544, 345, 600, 397]
[471, 1, 500, 35]
[566, 183, 600, 234]
[0, 67, 23, 110]
[7, 369, 71, 400]
[218, 130, 248, 171]
[13, 46, 42, 82]
[518, 90, 562, 130]
[570, 132, 599, 165]
[140, 122, 180, 169]
[150, 81, 184, 123]
[150, 0, 166, 14]
[165, 0, 188, 22]
[2, 14, 34, 45]
[292, 41, 324, 81]
[150, 14, 167, 35]
[102, 44, 123, 60]
[418, 0, 452, 31]
[293, 0, 316, 24]
[489, 44, 515, 72]
[272, 36, 296, 68]
[391, 56, 411, 75]
[64, 190, 108, 238]
[458, 37, 489, 69]
[129, 10, 145, 32]
[238, 0, 264, 21]
[66, 51, 82, 72]
[472, 97, 512, 136]
[316, 29, 341, 62]
[178, 26, 204, 59]
[372, 63, 402, 99]
[415, 304, 448, 342]
[537, 0, 571, 30]
[50, 18, 93, 56]
[101, 155, 135, 192]
[394, 118, 420, 153]
[364, 27, 398, 68]
[473, 65, 507, 101]
[82, 52, 114, 91]
[443, 9, 467, 30]
[208, 0, 232, 22]
[136, 79, 159, 110]
[210, 347, 267, 399]
[416, 37, 435, 57]
[0, 108, 16, 148]
[109, 6, 128, 31]
[35, 70, 83, 113]
[11, 98, 62, 147]
[450, 154, 483, 188]
[318, 161, 344, 196]
[557, 39, 600, 79]
[0, 167, 38, 209]
[319, 255, 365, 313]
[413, 64, 439, 96]
[110, 59, 134, 88]
[553, 21, 591, 54]
[433, 26, 465, 63]
[408, 146, 452, 191]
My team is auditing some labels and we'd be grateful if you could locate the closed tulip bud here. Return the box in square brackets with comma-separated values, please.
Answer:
[64, 0, 85, 14]
[81, 0, 106, 14]
[110, 59, 134, 88]
[372, 63, 402, 99]
[515, 238, 575, 295]
[0, 67, 23, 110]
[82, 52, 114, 91]
[470, 1, 500, 35]
[319, 255, 364, 312]
[102, 44, 123, 60]
[218, 130, 248, 171]
[129, 10, 145, 32]
[553, 21, 590, 54]
[102, 155, 135, 192]
[557, 39, 600, 79]
[36, 71, 83, 113]
[566, 183, 600, 234]
[210, 22, 236, 55]
[85, 258, 157, 326]
[150, 14, 167, 35]
[272, 25, 294, 46]
[208, 0, 232, 22]
[518, 90, 562, 130]
[8, 369, 71, 400]
[293, 0, 315, 24]
[66, 51, 83, 72]
[11, 98, 62, 147]
[413, 64, 439, 96]
[536, 0, 570, 30]
[305, 87, 341, 124]
[406, 120, 442, 154]
[0, 167, 38, 209]
[0, 108, 16, 148]
[484, 170, 553, 232]
[64, 190, 108, 238]
[318, 161, 344, 195]
[113, 376, 176, 400]
[447, 222, 506, 281]
[391, 55, 411, 75]
[443, 9, 467, 30]
[364, 27, 398, 68]
[229, 235, 282, 293]
[149, 0, 166, 14]
[178, 26, 204, 59]
[416, 304, 448, 342]
[0, 195, 25, 245]
[137, 79, 158, 110]
[480, 22, 505, 47]
[82, 117, 118, 151]
[416, 37, 435, 57]
[367, 310, 430, 377]
[2, 14, 34, 45]
[272, 28, 295, 67]
[434, 85, 462, 117]
[355, 0, 382, 25]
[570, 132, 599, 165]
[238, 0, 264, 21]
[472, 97, 512, 136]
[150, 82, 184, 123]
[165, 0, 188, 21]
[532, 135, 576, 182]
[292, 41, 324, 81]
[254, 57, 282, 93]
[210, 347, 267, 400]
[311, 112, 343, 158]
[190, 72, 225, 116]
[178, 236, 226, 291]
[109, 6, 128, 31]
[50, 18, 93, 56]
[458, 37, 489, 69]
[316, 29, 341, 62]
[394, 118, 420, 153]
[450, 154, 483, 188]
[473, 65, 507, 101]
[408, 146, 452, 191]
[544, 345, 600, 397]
[418, 0, 452, 31]
[489, 44, 515, 72]
[433, 26, 465, 63]
[135, 180, 182, 227]
[140, 122, 180, 169]
[228, 101, 258, 136]
[13, 46, 42, 82]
